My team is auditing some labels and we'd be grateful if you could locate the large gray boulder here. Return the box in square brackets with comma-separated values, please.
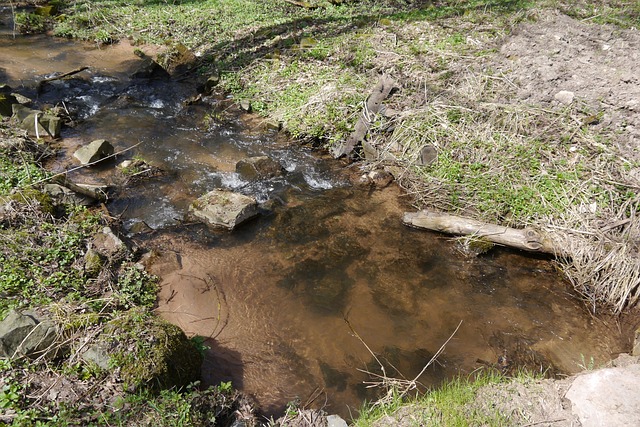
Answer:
[235, 156, 286, 180]
[565, 363, 640, 427]
[189, 190, 258, 230]
[73, 139, 114, 165]
[0, 310, 59, 359]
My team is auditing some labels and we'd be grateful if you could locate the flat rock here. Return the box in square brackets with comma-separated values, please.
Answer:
[73, 139, 114, 165]
[566, 364, 640, 427]
[189, 189, 258, 230]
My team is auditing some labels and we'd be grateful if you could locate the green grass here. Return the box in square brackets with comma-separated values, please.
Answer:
[353, 371, 519, 427]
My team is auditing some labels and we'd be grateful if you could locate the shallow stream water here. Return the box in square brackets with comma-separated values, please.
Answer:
[0, 28, 626, 418]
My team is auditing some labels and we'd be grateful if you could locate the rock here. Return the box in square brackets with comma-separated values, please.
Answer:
[11, 104, 35, 122]
[204, 75, 220, 93]
[118, 160, 135, 169]
[362, 140, 378, 160]
[98, 311, 202, 390]
[235, 156, 286, 180]
[11, 93, 31, 106]
[11, 105, 61, 138]
[554, 90, 575, 104]
[0, 310, 59, 359]
[565, 364, 640, 427]
[0, 93, 18, 117]
[130, 53, 170, 79]
[20, 113, 61, 138]
[190, 190, 259, 230]
[79, 341, 112, 370]
[73, 139, 114, 165]
[327, 414, 348, 427]
[368, 170, 394, 188]
[84, 247, 104, 277]
[42, 183, 95, 206]
[92, 226, 130, 259]
[417, 144, 437, 166]
[240, 99, 251, 112]
[127, 220, 153, 234]
[157, 43, 198, 76]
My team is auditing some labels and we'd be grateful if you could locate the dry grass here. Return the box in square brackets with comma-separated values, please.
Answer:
[372, 68, 640, 313]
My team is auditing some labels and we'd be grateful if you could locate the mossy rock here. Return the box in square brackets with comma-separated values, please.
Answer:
[84, 247, 104, 277]
[105, 310, 202, 391]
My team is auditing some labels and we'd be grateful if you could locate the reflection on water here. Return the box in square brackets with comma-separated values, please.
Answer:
[0, 32, 625, 419]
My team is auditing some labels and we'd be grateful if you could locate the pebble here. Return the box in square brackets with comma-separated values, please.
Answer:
[554, 90, 575, 104]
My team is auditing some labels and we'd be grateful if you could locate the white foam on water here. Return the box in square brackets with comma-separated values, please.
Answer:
[219, 172, 249, 189]
[303, 171, 334, 189]
[149, 99, 165, 109]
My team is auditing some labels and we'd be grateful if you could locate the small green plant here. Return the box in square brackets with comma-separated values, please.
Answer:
[116, 265, 159, 309]
[190, 335, 211, 358]
[0, 382, 21, 409]
[216, 381, 233, 394]
[578, 354, 596, 371]
[14, 12, 47, 34]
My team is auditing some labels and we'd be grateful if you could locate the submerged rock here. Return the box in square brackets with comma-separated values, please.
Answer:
[235, 156, 286, 180]
[73, 139, 114, 165]
[190, 190, 259, 230]
[0, 310, 59, 359]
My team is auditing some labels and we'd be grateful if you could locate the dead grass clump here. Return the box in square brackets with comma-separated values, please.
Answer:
[547, 200, 640, 313]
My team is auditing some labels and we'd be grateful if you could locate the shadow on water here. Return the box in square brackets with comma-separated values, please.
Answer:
[0, 33, 627, 420]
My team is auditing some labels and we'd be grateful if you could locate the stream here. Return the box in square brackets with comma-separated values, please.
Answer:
[0, 29, 626, 418]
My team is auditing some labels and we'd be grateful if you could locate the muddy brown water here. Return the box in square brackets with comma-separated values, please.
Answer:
[0, 30, 627, 418]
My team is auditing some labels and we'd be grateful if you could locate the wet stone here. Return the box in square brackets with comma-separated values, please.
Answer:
[42, 183, 95, 206]
[235, 156, 286, 180]
[73, 139, 114, 165]
[189, 190, 259, 230]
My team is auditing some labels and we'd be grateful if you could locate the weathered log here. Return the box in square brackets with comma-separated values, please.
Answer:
[331, 75, 397, 158]
[403, 210, 560, 256]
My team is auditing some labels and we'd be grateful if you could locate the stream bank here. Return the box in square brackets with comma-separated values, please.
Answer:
[2, 1, 640, 425]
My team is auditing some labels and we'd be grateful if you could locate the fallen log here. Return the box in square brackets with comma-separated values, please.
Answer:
[403, 210, 560, 256]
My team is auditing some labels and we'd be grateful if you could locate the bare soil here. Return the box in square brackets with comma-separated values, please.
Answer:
[495, 10, 640, 174]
